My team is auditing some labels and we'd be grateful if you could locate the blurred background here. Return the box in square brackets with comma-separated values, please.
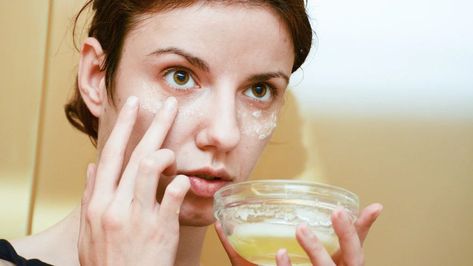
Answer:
[1, 0, 472, 265]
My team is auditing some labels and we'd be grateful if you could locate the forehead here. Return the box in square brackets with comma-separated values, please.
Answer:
[124, 3, 295, 74]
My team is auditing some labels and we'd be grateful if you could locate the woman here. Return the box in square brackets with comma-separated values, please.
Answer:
[1, 0, 382, 265]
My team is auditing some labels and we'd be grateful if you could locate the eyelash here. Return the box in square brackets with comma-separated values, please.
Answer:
[160, 66, 280, 103]
[162, 67, 200, 90]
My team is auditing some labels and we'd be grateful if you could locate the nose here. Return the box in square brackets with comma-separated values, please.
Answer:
[195, 91, 241, 153]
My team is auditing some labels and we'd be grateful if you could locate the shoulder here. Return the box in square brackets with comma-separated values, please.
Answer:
[0, 259, 15, 266]
[0, 239, 17, 263]
[2, 238, 54, 266]
[6, 208, 81, 266]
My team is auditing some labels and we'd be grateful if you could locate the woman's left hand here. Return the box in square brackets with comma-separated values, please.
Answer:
[216, 203, 383, 266]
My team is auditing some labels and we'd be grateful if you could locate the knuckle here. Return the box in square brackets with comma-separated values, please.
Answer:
[101, 146, 122, 161]
[347, 227, 358, 240]
[81, 196, 89, 208]
[85, 205, 100, 222]
[139, 156, 157, 173]
[101, 205, 124, 231]
[308, 240, 325, 254]
[340, 226, 358, 241]
[130, 147, 146, 163]
[358, 253, 365, 266]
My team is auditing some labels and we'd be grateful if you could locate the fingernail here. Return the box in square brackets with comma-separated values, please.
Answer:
[375, 203, 384, 212]
[165, 97, 177, 111]
[339, 209, 350, 223]
[373, 203, 384, 217]
[277, 248, 288, 257]
[298, 223, 315, 240]
[175, 174, 191, 189]
[299, 223, 309, 234]
[126, 96, 138, 107]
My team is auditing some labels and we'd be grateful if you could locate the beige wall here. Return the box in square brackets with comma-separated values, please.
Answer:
[1, 1, 472, 266]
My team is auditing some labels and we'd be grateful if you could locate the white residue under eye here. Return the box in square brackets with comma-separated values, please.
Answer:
[255, 112, 278, 139]
[252, 110, 262, 118]
[240, 110, 278, 140]
[140, 85, 163, 114]
[176, 93, 206, 119]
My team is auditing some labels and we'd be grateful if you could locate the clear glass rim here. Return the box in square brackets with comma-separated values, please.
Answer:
[214, 179, 359, 203]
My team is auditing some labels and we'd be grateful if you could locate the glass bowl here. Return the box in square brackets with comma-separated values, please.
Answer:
[214, 180, 359, 266]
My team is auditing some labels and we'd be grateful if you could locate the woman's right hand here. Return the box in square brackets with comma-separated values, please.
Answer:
[78, 96, 190, 266]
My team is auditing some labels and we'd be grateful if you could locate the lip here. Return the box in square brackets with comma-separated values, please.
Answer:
[178, 167, 234, 198]
[179, 167, 233, 181]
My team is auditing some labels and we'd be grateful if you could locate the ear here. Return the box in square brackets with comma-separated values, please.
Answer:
[78, 37, 107, 117]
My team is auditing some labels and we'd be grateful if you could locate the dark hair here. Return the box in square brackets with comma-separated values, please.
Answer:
[65, 0, 313, 145]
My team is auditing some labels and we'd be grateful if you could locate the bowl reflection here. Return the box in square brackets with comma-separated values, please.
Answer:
[214, 180, 359, 266]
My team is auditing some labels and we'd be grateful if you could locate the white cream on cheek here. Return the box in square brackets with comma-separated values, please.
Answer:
[171, 91, 278, 141]
[139, 81, 277, 141]
[239, 109, 278, 140]
[175, 91, 207, 122]
[139, 80, 206, 122]
[140, 81, 164, 114]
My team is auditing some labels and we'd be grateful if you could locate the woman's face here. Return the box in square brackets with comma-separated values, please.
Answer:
[97, 3, 295, 226]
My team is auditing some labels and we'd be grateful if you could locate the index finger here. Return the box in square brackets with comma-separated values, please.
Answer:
[355, 203, 383, 244]
[331, 203, 383, 262]
[133, 96, 178, 155]
[332, 209, 363, 266]
[92, 96, 139, 200]
[116, 97, 178, 197]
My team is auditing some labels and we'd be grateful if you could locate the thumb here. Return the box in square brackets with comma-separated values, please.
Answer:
[81, 163, 97, 211]
[214, 221, 256, 266]
[78, 163, 96, 258]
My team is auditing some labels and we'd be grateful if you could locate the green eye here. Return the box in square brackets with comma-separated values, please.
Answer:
[164, 69, 196, 90]
[244, 82, 273, 102]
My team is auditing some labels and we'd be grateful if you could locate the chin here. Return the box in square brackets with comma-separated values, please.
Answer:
[178, 193, 216, 227]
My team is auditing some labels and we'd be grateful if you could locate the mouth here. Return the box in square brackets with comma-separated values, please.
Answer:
[193, 174, 223, 181]
[178, 168, 233, 198]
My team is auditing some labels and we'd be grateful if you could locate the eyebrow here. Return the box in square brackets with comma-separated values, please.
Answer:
[248, 72, 290, 85]
[147, 47, 289, 84]
[147, 47, 210, 72]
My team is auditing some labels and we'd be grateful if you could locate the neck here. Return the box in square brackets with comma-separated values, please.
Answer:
[175, 225, 208, 266]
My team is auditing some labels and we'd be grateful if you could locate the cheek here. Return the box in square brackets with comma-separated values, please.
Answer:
[173, 91, 208, 125]
[139, 81, 166, 114]
[238, 108, 279, 140]
[127, 109, 155, 151]
[138, 81, 208, 124]
[234, 136, 270, 181]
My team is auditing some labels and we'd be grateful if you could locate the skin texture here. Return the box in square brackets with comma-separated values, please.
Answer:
[5, 3, 382, 266]
[79, 3, 294, 228]
[77, 3, 295, 266]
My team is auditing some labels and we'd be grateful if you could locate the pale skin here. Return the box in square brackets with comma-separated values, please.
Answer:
[3, 3, 382, 266]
